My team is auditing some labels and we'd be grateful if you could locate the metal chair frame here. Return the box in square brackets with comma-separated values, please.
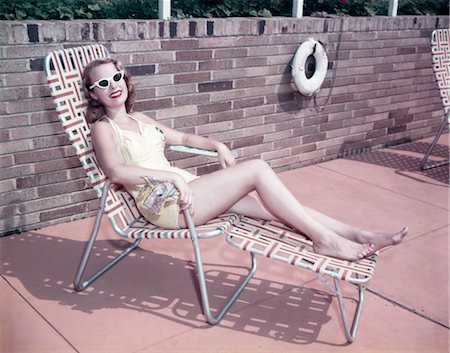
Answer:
[420, 29, 450, 170]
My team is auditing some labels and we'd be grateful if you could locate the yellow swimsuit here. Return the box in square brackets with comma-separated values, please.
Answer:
[105, 115, 197, 229]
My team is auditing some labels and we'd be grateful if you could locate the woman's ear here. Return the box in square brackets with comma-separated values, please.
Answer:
[88, 90, 98, 101]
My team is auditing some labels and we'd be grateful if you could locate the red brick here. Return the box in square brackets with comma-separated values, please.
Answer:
[199, 59, 233, 71]
[134, 98, 173, 112]
[209, 109, 244, 123]
[0, 188, 38, 206]
[22, 194, 71, 214]
[0, 130, 10, 142]
[32, 134, 70, 149]
[320, 120, 344, 132]
[37, 179, 88, 198]
[234, 57, 268, 68]
[133, 52, 175, 64]
[4, 71, 47, 86]
[14, 146, 73, 164]
[16, 170, 68, 189]
[34, 158, 81, 174]
[176, 50, 213, 61]
[0, 86, 29, 101]
[10, 123, 62, 140]
[233, 116, 264, 129]
[234, 77, 266, 89]
[233, 97, 265, 110]
[214, 48, 248, 59]
[39, 203, 88, 222]
[0, 114, 28, 129]
[29, 111, 60, 124]
[70, 189, 97, 203]
[231, 135, 264, 149]
[173, 93, 210, 106]
[161, 39, 199, 50]
[7, 97, 54, 114]
[197, 101, 231, 114]
[157, 83, 197, 97]
[2, 139, 32, 155]
[174, 72, 210, 84]
[158, 62, 196, 74]
[0, 155, 13, 168]
[302, 133, 327, 144]
[243, 104, 275, 118]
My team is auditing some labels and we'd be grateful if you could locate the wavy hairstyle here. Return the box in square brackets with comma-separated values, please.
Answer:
[82, 58, 136, 123]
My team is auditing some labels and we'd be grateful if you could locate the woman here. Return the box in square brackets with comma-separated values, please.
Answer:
[82, 58, 407, 261]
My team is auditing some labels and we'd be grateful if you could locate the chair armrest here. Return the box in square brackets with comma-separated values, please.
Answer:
[169, 145, 219, 157]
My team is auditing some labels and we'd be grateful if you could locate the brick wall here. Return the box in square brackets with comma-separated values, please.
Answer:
[0, 16, 448, 235]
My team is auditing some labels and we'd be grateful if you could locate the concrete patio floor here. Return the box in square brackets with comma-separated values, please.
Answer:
[1, 134, 449, 353]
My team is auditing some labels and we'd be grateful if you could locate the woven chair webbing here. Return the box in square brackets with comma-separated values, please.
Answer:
[46, 44, 158, 232]
[226, 216, 378, 284]
[432, 29, 450, 120]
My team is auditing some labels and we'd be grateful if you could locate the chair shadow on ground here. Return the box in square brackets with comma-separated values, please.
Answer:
[1, 231, 337, 345]
[340, 140, 449, 185]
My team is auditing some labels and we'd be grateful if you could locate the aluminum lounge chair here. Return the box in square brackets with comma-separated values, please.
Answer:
[45, 44, 378, 343]
[420, 28, 450, 170]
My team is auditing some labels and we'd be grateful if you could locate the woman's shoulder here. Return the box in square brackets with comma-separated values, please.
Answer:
[91, 116, 112, 135]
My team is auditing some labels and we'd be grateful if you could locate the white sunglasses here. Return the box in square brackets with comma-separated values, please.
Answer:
[89, 71, 124, 90]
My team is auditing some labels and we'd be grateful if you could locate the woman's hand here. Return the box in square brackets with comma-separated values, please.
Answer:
[173, 175, 194, 213]
[216, 143, 236, 169]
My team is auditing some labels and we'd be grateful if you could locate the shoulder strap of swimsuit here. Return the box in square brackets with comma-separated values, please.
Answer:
[103, 116, 136, 165]
[103, 116, 123, 138]
[127, 114, 144, 134]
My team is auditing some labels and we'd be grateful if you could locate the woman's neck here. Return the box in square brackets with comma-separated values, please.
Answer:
[105, 106, 129, 122]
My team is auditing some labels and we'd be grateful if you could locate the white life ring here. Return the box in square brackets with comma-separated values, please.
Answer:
[291, 38, 328, 96]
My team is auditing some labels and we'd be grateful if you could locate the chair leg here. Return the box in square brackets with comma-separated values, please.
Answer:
[74, 180, 142, 292]
[420, 113, 450, 170]
[184, 210, 257, 325]
[332, 278, 365, 343]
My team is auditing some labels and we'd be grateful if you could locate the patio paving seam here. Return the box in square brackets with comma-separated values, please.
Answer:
[381, 223, 449, 251]
[1, 275, 80, 353]
[365, 286, 450, 330]
[315, 164, 449, 211]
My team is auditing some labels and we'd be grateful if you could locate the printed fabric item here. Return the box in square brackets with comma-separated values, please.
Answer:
[137, 176, 179, 216]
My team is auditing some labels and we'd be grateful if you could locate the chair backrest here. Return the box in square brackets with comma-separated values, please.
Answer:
[431, 29, 450, 121]
[45, 44, 142, 232]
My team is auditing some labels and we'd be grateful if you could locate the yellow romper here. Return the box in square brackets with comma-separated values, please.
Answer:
[105, 116, 198, 229]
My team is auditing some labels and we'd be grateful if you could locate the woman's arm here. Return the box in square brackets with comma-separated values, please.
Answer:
[132, 112, 236, 168]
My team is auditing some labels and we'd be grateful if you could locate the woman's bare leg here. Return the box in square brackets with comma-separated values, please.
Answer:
[179, 160, 374, 261]
[226, 193, 407, 251]
[303, 207, 408, 251]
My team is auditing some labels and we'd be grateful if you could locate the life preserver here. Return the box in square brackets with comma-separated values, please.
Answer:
[291, 38, 328, 96]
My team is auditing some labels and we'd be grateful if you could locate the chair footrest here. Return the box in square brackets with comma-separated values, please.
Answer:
[226, 216, 378, 285]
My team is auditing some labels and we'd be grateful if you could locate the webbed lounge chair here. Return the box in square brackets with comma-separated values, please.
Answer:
[420, 29, 450, 170]
[45, 44, 378, 343]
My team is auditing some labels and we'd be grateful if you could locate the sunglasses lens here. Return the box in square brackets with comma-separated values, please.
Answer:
[98, 79, 109, 88]
[113, 72, 123, 82]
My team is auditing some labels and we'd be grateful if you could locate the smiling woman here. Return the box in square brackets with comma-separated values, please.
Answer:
[79, 57, 408, 261]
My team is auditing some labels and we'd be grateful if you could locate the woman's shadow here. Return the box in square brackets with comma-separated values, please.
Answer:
[1, 231, 335, 344]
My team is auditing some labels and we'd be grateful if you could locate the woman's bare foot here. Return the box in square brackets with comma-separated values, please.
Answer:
[312, 234, 375, 261]
[355, 227, 408, 252]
